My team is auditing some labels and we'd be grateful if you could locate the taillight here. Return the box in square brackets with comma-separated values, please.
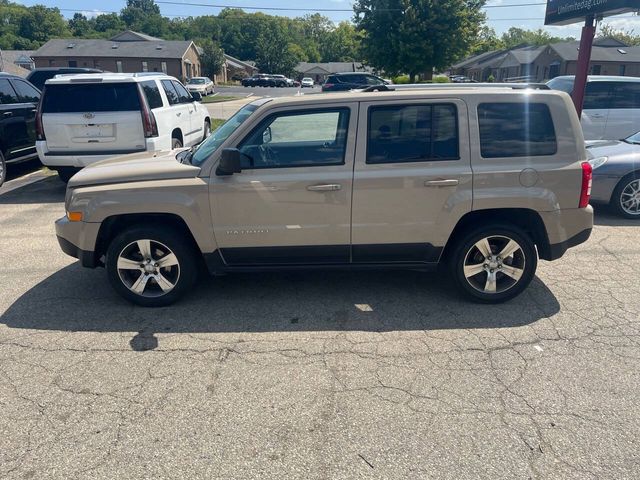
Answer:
[579, 161, 593, 208]
[35, 93, 45, 140]
[137, 85, 158, 138]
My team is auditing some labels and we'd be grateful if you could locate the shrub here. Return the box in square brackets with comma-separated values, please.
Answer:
[392, 75, 411, 84]
[433, 76, 450, 83]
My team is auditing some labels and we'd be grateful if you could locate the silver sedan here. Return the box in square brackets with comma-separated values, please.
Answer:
[587, 131, 640, 218]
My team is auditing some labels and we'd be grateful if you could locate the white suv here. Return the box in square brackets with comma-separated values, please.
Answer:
[36, 73, 211, 182]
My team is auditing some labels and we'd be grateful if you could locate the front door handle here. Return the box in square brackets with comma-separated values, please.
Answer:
[424, 179, 459, 187]
[3, 111, 12, 117]
[176, 112, 182, 117]
[307, 184, 342, 192]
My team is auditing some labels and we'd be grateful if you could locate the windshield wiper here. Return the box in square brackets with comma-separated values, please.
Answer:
[177, 147, 195, 165]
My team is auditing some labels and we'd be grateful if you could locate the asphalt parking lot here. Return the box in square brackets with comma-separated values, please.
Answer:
[1, 176, 640, 479]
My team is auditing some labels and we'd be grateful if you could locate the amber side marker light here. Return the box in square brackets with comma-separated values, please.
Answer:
[67, 212, 83, 222]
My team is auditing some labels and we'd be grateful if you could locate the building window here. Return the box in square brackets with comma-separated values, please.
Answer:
[620, 64, 626, 76]
[68, 60, 77, 67]
[591, 64, 602, 75]
[116, 61, 123, 73]
[161, 61, 167, 74]
[48, 59, 54, 67]
[142, 61, 148, 72]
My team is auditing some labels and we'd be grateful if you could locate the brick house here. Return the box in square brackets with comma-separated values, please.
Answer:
[32, 31, 202, 82]
[451, 38, 640, 82]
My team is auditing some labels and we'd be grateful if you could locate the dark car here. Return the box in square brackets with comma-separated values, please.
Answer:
[0, 73, 41, 187]
[322, 72, 388, 92]
[26, 67, 102, 91]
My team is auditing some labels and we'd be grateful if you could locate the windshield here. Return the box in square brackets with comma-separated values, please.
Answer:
[190, 104, 258, 166]
[625, 131, 640, 144]
[188, 78, 205, 84]
[546, 77, 574, 94]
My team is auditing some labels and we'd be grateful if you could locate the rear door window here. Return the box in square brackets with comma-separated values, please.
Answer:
[583, 82, 614, 110]
[161, 80, 180, 105]
[478, 103, 556, 158]
[0, 79, 19, 104]
[140, 80, 163, 109]
[42, 83, 140, 113]
[10, 79, 40, 103]
[367, 104, 459, 163]
[610, 82, 640, 109]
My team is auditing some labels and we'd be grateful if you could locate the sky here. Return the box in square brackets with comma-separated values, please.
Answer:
[16, 0, 640, 38]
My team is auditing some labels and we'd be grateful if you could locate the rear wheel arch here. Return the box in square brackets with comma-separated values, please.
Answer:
[95, 213, 203, 267]
[171, 128, 183, 144]
[442, 209, 551, 262]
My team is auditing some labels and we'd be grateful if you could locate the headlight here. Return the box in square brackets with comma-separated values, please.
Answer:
[588, 156, 608, 170]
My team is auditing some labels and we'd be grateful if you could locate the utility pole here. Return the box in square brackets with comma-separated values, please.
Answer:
[571, 15, 597, 118]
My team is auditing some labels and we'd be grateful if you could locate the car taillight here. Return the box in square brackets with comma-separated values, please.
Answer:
[137, 85, 158, 138]
[35, 94, 45, 140]
[579, 161, 593, 208]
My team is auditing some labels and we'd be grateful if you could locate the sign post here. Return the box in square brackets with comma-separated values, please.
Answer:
[545, 0, 640, 115]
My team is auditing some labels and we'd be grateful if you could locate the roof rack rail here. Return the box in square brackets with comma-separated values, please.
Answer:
[359, 83, 550, 93]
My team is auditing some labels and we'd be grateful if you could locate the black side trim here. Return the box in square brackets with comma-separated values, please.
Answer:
[44, 148, 146, 156]
[221, 245, 349, 265]
[547, 228, 592, 261]
[57, 235, 98, 268]
[352, 243, 443, 263]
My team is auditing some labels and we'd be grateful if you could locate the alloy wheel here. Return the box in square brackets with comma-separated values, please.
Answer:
[117, 239, 180, 298]
[463, 235, 526, 294]
[620, 179, 640, 216]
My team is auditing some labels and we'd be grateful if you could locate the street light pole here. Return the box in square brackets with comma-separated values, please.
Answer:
[571, 15, 596, 118]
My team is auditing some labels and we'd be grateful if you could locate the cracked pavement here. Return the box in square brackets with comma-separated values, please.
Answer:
[1, 177, 639, 479]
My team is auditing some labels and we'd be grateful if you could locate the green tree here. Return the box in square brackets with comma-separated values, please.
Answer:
[200, 39, 225, 77]
[18, 4, 69, 45]
[69, 13, 92, 37]
[353, 0, 487, 82]
[500, 27, 572, 49]
[470, 26, 503, 55]
[598, 24, 640, 46]
[320, 21, 363, 62]
[93, 13, 126, 34]
[255, 23, 303, 75]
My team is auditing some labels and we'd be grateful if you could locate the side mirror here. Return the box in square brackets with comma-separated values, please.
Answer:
[216, 148, 242, 176]
[191, 91, 202, 102]
[262, 126, 272, 144]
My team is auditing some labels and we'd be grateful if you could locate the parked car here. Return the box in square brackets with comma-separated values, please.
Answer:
[270, 75, 289, 88]
[322, 72, 389, 92]
[547, 75, 640, 140]
[186, 77, 214, 96]
[36, 73, 210, 182]
[586, 131, 640, 218]
[242, 74, 282, 87]
[26, 67, 102, 91]
[0, 73, 41, 187]
[301, 77, 314, 88]
[56, 87, 593, 307]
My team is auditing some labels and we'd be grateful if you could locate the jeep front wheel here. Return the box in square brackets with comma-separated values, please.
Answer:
[106, 226, 199, 307]
[450, 226, 537, 303]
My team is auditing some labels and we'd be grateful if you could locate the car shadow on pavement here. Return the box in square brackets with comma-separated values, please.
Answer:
[0, 176, 65, 204]
[1, 263, 560, 347]
[593, 205, 640, 227]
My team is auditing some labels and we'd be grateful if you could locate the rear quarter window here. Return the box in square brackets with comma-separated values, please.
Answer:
[140, 80, 163, 109]
[478, 103, 557, 158]
[42, 83, 140, 113]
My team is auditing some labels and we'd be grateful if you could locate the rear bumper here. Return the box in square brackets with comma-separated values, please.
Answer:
[37, 139, 162, 167]
[539, 206, 594, 261]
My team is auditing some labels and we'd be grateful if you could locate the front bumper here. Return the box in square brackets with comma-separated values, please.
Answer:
[55, 215, 101, 268]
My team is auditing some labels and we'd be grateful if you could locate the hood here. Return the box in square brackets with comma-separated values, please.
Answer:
[586, 140, 639, 159]
[68, 150, 201, 188]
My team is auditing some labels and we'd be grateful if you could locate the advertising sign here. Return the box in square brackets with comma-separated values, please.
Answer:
[545, 0, 640, 25]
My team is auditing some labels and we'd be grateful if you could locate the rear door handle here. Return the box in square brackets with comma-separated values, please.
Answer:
[424, 179, 459, 187]
[176, 112, 182, 117]
[307, 184, 342, 192]
[3, 111, 12, 117]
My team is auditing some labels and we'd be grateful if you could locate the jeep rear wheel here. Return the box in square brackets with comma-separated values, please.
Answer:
[450, 225, 537, 303]
[106, 226, 199, 307]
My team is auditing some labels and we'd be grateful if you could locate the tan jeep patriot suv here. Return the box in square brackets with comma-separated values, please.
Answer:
[55, 88, 594, 306]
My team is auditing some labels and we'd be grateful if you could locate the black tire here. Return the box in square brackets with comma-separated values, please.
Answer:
[202, 120, 211, 141]
[57, 167, 80, 183]
[611, 171, 640, 219]
[449, 225, 537, 304]
[172, 137, 183, 149]
[106, 225, 199, 307]
[0, 151, 6, 188]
